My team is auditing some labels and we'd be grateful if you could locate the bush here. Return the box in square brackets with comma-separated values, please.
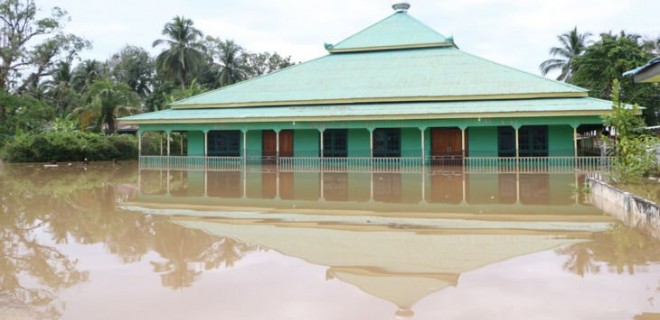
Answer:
[0, 131, 138, 162]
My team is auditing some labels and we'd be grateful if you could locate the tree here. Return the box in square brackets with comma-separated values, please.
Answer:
[71, 60, 106, 95]
[603, 80, 657, 182]
[571, 32, 659, 124]
[0, 0, 88, 119]
[243, 51, 294, 77]
[107, 45, 155, 98]
[42, 61, 79, 115]
[0, 90, 54, 136]
[204, 37, 250, 87]
[84, 79, 140, 134]
[152, 16, 206, 89]
[540, 27, 592, 81]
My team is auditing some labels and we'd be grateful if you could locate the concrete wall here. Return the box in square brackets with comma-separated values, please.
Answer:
[588, 178, 660, 240]
[468, 127, 498, 157]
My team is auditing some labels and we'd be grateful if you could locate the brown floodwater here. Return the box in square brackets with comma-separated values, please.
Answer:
[1, 162, 659, 320]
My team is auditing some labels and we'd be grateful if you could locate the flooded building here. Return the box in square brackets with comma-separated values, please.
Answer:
[120, 3, 612, 167]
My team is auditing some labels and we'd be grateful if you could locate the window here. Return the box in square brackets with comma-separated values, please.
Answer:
[208, 130, 240, 157]
[498, 126, 548, 157]
[498, 127, 515, 157]
[373, 128, 401, 157]
[519, 126, 548, 157]
[323, 129, 348, 157]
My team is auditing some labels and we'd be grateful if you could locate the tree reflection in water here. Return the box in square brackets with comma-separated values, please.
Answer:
[0, 164, 259, 318]
[557, 222, 660, 276]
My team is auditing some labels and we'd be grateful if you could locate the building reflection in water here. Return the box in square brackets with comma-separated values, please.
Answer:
[138, 167, 586, 209]
[1, 163, 658, 319]
[129, 166, 613, 317]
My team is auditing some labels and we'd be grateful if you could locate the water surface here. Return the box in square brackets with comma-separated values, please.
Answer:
[1, 162, 659, 320]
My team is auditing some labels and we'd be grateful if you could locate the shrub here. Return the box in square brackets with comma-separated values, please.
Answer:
[0, 131, 138, 163]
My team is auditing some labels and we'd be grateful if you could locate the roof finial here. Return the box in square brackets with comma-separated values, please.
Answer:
[392, 2, 411, 12]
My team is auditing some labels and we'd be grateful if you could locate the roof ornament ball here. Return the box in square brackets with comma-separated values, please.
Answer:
[392, 1, 411, 12]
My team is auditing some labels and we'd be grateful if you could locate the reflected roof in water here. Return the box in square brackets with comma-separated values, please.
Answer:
[0, 163, 658, 319]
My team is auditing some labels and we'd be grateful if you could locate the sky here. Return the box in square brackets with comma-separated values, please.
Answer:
[37, 0, 660, 77]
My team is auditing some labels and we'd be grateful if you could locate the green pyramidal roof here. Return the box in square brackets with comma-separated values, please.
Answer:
[327, 11, 454, 52]
[168, 8, 589, 110]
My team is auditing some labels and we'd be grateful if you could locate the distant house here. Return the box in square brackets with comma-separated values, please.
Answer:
[624, 57, 660, 83]
[120, 3, 613, 167]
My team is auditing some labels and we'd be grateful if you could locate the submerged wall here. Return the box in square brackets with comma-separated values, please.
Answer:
[587, 178, 660, 240]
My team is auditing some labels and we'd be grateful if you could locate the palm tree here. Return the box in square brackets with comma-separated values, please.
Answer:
[82, 79, 140, 134]
[72, 60, 106, 95]
[540, 27, 592, 81]
[43, 61, 78, 115]
[206, 37, 250, 86]
[152, 16, 206, 89]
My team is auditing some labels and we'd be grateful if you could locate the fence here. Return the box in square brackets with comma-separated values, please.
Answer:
[139, 155, 613, 173]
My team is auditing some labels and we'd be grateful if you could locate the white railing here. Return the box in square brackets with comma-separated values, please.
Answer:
[139, 156, 613, 173]
[465, 156, 612, 173]
[278, 157, 424, 172]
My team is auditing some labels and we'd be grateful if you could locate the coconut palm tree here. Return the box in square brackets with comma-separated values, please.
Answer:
[72, 60, 106, 95]
[152, 16, 206, 89]
[43, 61, 79, 115]
[206, 37, 250, 86]
[540, 27, 592, 81]
[82, 79, 140, 134]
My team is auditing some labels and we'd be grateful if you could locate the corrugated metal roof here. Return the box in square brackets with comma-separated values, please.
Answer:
[623, 57, 660, 83]
[328, 11, 453, 52]
[171, 47, 587, 108]
[122, 98, 611, 124]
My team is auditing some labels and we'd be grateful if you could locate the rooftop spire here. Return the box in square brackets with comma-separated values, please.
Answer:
[392, 2, 411, 12]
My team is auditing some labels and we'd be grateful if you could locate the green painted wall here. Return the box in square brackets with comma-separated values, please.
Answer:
[187, 131, 205, 156]
[294, 130, 319, 157]
[549, 125, 574, 157]
[246, 130, 262, 158]
[401, 128, 421, 157]
[348, 129, 370, 157]
[468, 127, 498, 157]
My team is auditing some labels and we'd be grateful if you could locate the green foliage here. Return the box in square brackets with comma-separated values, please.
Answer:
[83, 79, 141, 134]
[153, 16, 206, 89]
[0, 0, 90, 94]
[167, 79, 207, 102]
[0, 131, 138, 162]
[539, 27, 592, 81]
[571, 32, 660, 124]
[0, 90, 55, 137]
[108, 45, 155, 98]
[603, 80, 658, 182]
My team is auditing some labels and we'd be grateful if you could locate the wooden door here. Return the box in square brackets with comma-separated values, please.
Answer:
[262, 130, 293, 162]
[431, 128, 462, 156]
[279, 130, 293, 157]
[262, 131, 277, 163]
